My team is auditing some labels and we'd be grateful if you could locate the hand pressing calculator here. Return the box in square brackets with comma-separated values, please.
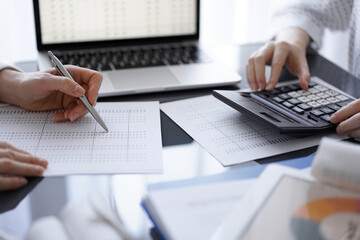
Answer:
[213, 76, 355, 136]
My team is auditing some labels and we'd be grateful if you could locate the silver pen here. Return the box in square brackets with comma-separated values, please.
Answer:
[48, 51, 109, 132]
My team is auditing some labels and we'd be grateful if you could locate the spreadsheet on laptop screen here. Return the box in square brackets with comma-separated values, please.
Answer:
[39, 0, 197, 44]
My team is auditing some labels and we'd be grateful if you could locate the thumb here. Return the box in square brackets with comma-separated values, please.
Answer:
[50, 75, 85, 97]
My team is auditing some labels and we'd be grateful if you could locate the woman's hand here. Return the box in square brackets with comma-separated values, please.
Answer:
[0, 141, 48, 191]
[247, 28, 311, 91]
[0, 65, 102, 122]
[330, 99, 360, 138]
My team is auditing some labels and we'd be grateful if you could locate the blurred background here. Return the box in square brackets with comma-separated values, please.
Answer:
[0, 0, 349, 70]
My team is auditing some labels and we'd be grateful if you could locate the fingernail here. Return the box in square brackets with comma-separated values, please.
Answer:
[19, 178, 27, 185]
[36, 166, 45, 174]
[70, 113, 80, 121]
[73, 85, 85, 95]
[336, 126, 343, 134]
[330, 114, 337, 123]
[64, 112, 69, 120]
[52, 115, 60, 122]
[266, 84, 273, 91]
[39, 158, 48, 166]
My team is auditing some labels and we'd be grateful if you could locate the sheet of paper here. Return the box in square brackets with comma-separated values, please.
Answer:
[161, 95, 342, 166]
[145, 179, 254, 240]
[0, 102, 162, 176]
[312, 137, 360, 192]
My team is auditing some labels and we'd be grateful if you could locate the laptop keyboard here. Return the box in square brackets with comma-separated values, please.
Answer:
[252, 82, 354, 124]
[54, 44, 211, 72]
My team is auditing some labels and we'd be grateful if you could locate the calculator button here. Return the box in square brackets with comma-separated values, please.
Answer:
[288, 91, 301, 98]
[307, 94, 321, 101]
[297, 90, 310, 96]
[288, 84, 301, 91]
[314, 85, 329, 91]
[325, 90, 339, 96]
[320, 114, 332, 122]
[298, 103, 312, 111]
[320, 107, 334, 114]
[337, 100, 352, 107]
[308, 82, 317, 87]
[326, 97, 340, 103]
[328, 104, 341, 111]
[308, 101, 322, 108]
[282, 101, 294, 108]
[308, 88, 320, 94]
[317, 99, 331, 106]
[298, 96, 311, 103]
[273, 97, 284, 103]
[268, 89, 281, 95]
[310, 109, 324, 117]
[336, 95, 349, 101]
[279, 93, 291, 100]
[292, 106, 304, 114]
[280, 86, 292, 92]
[316, 92, 330, 99]
[288, 98, 301, 105]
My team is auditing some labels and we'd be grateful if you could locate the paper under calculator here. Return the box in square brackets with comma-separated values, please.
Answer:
[213, 76, 355, 136]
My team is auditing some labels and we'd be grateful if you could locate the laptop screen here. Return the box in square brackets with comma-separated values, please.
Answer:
[37, 0, 197, 45]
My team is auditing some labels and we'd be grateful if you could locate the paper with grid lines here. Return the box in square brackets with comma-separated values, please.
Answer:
[161, 95, 342, 166]
[0, 102, 162, 176]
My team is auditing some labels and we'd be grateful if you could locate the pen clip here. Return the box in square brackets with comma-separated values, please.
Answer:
[50, 58, 64, 76]
[50, 59, 56, 68]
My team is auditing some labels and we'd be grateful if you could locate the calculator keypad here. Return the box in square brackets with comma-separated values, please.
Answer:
[253, 81, 354, 126]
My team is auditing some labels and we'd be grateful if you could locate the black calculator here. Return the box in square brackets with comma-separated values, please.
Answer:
[213, 77, 355, 136]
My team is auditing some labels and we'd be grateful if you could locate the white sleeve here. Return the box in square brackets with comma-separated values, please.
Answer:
[0, 63, 21, 72]
[270, 0, 354, 49]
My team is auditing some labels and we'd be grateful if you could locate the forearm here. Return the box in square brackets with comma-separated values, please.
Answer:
[270, 0, 353, 49]
[0, 69, 22, 105]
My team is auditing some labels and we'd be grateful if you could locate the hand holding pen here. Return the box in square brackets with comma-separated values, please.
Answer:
[48, 51, 108, 132]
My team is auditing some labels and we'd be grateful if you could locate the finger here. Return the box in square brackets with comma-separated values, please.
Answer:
[0, 159, 45, 176]
[0, 149, 48, 168]
[253, 44, 275, 90]
[41, 73, 85, 97]
[247, 61, 258, 90]
[253, 56, 267, 90]
[0, 141, 30, 155]
[66, 101, 89, 121]
[246, 64, 257, 90]
[86, 77, 101, 105]
[335, 112, 360, 135]
[330, 99, 360, 123]
[267, 42, 290, 90]
[348, 128, 360, 138]
[64, 66, 102, 105]
[287, 49, 310, 89]
[296, 54, 311, 90]
[52, 113, 68, 122]
[0, 176, 27, 191]
[52, 101, 78, 122]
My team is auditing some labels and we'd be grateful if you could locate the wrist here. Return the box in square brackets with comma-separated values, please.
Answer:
[275, 27, 310, 50]
[0, 69, 23, 105]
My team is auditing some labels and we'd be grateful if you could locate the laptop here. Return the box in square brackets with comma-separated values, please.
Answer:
[33, 0, 241, 97]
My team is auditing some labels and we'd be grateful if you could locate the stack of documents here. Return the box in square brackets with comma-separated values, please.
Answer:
[142, 154, 314, 240]
[213, 138, 360, 240]
[143, 178, 254, 240]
